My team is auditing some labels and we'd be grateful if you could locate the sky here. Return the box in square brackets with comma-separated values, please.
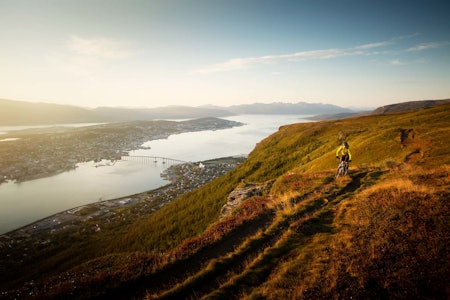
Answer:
[0, 0, 449, 109]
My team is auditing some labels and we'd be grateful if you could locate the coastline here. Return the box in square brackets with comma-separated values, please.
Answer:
[0, 118, 243, 185]
[0, 156, 245, 249]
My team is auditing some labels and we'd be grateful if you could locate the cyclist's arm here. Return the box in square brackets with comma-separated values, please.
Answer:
[335, 146, 342, 157]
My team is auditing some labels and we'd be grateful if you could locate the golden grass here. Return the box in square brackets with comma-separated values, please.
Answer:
[247, 164, 449, 299]
[323, 167, 449, 298]
[265, 192, 298, 217]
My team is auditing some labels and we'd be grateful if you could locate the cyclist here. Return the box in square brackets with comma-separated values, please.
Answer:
[336, 141, 352, 163]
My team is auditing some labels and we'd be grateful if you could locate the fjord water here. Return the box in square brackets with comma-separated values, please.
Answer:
[0, 115, 310, 234]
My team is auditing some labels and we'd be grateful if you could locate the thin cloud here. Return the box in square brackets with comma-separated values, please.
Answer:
[407, 41, 450, 52]
[355, 41, 392, 50]
[193, 40, 391, 74]
[193, 34, 450, 75]
[390, 59, 404, 66]
[67, 36, 136, 59]
[49, 36, 137, 79]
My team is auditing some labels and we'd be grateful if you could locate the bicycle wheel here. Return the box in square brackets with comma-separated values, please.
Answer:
[335, 163, 345, 179]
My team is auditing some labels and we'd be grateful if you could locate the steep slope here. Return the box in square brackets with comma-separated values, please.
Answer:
[2, 103, 449, 299]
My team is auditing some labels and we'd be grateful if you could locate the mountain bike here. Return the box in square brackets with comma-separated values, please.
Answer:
[335, 160, 349, 179]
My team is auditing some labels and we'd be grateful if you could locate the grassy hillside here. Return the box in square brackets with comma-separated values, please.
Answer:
[2, 103, 449, 299]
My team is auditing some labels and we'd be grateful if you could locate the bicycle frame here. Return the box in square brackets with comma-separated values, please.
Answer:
[335, 161, 349, 179]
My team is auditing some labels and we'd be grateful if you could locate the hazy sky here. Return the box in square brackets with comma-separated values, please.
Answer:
[1, 0, 449, 108]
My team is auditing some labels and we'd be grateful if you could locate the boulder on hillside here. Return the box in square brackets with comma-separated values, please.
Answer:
[220, 182, 272, 217]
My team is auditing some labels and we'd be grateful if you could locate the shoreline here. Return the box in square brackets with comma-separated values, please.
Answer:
[0, 156, 245, 238]
[0, 118, 243, 185]
[1, 182, 174, 237]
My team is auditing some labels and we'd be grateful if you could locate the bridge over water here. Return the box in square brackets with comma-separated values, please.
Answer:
[122, 155, 189, 166]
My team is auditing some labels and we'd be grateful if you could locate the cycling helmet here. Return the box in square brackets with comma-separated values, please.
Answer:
[343, 141, 349, 148]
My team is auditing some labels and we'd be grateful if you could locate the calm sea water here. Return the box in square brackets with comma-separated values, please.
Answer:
[0, 115, 310, 234]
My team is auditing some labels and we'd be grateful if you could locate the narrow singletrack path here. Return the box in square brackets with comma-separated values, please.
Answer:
[141, 169, 378, 300]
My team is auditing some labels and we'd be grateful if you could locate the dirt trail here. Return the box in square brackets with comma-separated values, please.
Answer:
[136, 169, 376, 300]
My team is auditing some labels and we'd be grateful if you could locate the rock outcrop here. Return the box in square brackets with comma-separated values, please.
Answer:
[220, 181, 272, 217]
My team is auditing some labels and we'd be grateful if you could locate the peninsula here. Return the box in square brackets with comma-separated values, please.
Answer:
[0, 117, 243, 184]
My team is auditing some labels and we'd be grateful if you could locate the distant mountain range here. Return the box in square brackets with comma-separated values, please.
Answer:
[202, 102, 353, 115]
[1, 98, 447, 126]
[0, 98, 353, 126]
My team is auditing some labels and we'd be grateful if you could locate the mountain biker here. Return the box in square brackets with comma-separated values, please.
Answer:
[336, 141, 352, 163]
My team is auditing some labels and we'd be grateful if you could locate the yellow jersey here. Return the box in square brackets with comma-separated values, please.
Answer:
[336, 146, 352, 160]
